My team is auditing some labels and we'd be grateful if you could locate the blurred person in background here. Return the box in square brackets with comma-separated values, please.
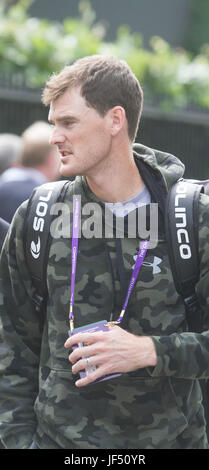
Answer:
[0, 218, 9, 448]
[0, 133, 23, 175]
[0, 133, 20, 251]
[0, 121, 60, 222]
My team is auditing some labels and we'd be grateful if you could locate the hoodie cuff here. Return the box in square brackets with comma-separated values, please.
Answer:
[1, 430, 34, 449]
[147, 334, 182, 377]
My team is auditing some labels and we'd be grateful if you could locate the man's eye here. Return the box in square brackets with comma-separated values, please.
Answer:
[64, 121, 74, 127]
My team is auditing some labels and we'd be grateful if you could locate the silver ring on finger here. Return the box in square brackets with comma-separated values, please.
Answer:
[86, 357, 92, 368]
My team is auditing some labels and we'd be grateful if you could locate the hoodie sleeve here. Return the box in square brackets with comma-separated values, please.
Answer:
[149, 193, 209, 379]
[0, 202, 43, 449]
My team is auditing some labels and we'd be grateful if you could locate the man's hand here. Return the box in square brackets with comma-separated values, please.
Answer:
[64, 325, 157, 387]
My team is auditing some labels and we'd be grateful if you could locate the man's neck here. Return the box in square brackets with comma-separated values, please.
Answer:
[86, 153, 144, 203]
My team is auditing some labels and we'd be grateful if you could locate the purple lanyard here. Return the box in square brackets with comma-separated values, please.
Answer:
[115, 239, 149, 324]
[69, 197, 149, 332]
[69, 197, 80, 332]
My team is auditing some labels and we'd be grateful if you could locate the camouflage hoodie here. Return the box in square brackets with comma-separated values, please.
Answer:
[0, 143, 209, 449]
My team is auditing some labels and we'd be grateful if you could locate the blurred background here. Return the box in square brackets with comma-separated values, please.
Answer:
[1, 0, 209, 178]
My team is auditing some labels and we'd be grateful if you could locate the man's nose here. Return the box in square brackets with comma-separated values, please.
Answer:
[49, 127, 65, 146]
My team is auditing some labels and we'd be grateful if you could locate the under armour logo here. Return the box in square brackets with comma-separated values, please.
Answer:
[30, 236, 41, 259]
[133, 255, 162, 274]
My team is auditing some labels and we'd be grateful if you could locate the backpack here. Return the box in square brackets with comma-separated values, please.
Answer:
[23, 176, 209, 436]
[23, 177, 209, 333]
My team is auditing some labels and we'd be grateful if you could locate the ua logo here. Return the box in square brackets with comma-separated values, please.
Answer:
[30, 237, 41, 259]
[133, 255, 162, 274]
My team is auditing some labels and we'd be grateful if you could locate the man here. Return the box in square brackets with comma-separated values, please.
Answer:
[0, 121, 60, 222]
[0, 55, 209, 449]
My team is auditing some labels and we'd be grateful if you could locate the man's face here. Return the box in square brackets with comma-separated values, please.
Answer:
[48, 87, 112, 178]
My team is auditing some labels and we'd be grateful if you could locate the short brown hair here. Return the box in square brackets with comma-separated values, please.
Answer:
[42, 55, 143, 141]
[21, 121, 54, 167]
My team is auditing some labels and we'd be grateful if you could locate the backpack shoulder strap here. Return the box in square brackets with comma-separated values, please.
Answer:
[0, 217, 9, 251]
[165, 179, 204, 332]
[23, 179, 70, 313]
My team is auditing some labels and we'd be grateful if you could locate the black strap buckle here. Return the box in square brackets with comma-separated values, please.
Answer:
[32, 293, 45, 313]
[183, 293, 202, 333]
[184, 293, 199, 314]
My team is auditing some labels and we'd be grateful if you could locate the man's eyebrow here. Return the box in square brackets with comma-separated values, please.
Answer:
[48, 115, 78, 125]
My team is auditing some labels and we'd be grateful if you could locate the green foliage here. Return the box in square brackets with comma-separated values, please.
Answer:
[185, 0, 209, 56]
[1, 0, 209, 113]
[0, 0, 104, 86]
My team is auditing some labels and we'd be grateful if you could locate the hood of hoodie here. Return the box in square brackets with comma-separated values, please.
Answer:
[133, 142, 185, 191]
[81, 142, 185, 204]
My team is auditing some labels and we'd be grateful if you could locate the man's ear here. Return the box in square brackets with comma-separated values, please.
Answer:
[109, 106, 126, 137]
